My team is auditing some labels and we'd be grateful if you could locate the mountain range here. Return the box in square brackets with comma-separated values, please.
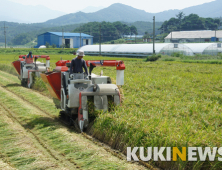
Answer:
[1, 0, 222, 44]
[44, 0, 222, 26]
[1, 0, 222, 24]
[0, 0, 65, 23]
[80, 6, 105, 13]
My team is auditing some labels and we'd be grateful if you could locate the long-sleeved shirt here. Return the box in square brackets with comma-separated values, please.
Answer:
[70, 57, 88, 75]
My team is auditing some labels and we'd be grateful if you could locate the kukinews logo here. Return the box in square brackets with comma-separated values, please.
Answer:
[127, 147, 222, 161]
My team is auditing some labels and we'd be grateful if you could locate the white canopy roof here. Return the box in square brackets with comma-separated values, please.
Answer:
[78, 44, 171, 54]
[78, 43, 221, 56]
[183, 43, 215, 53]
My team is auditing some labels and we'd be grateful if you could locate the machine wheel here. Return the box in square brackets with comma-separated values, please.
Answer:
[21, 79, 28, 87]
[59, 111, 66, 120]
[59, 111, 76, 127]
[73, 118, 81, 133]
[66, 115, 73, 126]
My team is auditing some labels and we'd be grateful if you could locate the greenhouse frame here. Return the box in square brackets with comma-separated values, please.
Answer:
[77, 43, 222, 57]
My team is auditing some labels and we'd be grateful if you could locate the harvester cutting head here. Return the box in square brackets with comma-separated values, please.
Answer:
[41, 59, 125, 132]
[12, 53, 50, 88]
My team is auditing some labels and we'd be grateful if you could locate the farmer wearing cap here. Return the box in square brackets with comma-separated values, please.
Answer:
[70, 50, 88, 75]
[25, 51, 33, 64]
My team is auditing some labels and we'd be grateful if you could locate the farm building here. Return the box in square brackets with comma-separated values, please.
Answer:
[77, 43, 222, 57]
[165, 30, 222, 43]
[35, 32, 93, 48]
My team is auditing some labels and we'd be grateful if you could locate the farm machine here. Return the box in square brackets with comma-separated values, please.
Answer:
[41, 59, 125, 132]
[12, 52, 50, 88]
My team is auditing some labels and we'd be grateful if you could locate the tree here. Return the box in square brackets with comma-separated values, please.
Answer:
[159, 13, 219, 33]
[74, 21, 121, 43]
[130, 25, 138, 36]
[143, 31, 150, 39]
[176, 12, 185, 30]
[45, 42, 50, 48]
[11, 33, 32, 45]
[52, 44, 57, 48]
[205, 18, 218, 30]
[181, 14, 205, 30]
[122, 24, 130, 37]
[176, 12, 185, 21]
[113, 21, 124, 38]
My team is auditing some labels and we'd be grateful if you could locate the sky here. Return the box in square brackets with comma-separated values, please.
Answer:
[8, 0, 215, 13]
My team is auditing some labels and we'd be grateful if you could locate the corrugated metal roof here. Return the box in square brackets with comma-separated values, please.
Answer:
[41, 32, 93, 37]
[165, 30, 222, 39]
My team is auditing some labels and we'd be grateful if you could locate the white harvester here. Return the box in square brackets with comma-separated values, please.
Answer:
[41, 59, 125, 132]
[12, 52, 50, 88]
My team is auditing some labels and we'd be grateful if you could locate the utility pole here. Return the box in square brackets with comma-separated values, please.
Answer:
[171, 31, 172, 42]
[99, 23, 101, 56]
[135, 34, 136, 44]
[153, 16, 155, 54]
[80, 25, 82, 47]
[162, 27, 164, 42]
[1, 22, 8, 48]
[215, 29, 217, 42]
[62, 28, 64, 48]
[90, 26, 92, 36]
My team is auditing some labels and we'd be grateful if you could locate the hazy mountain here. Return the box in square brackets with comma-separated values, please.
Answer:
[44, 0, 222, 26]
[0, 15, 27, 23]
[44, 3, 153, 25]
[155, 0, 222, 20]
[81, 6, 105, 13]
[0, 0, 66, 23]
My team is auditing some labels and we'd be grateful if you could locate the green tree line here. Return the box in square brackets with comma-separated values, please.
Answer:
[73, 21, 138, 43]
[160, 12, 221, 33]
[1, 21, 160, 46]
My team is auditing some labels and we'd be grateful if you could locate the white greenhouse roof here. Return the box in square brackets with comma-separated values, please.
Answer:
[77, 43, 222, 57]
[165, 30, 222, 39]
[78, 44, 171, 54]
[183, 43, 215, 53]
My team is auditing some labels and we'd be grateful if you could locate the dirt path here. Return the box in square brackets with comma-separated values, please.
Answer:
[0, 71, 148, 169]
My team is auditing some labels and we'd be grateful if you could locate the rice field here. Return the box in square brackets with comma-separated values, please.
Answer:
[0, 49, 222, 169]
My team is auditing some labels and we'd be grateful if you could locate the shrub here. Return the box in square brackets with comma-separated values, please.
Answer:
[45, 42, 50, 48]
[171, 52, 183, 57]
[145, 54, 161, 62]
[163, 58, 176, 61]
[52, 44, 57, 48]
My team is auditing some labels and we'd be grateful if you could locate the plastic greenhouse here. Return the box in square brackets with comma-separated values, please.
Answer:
[159, 43, 194, 56]
[78, 43, 222, 57]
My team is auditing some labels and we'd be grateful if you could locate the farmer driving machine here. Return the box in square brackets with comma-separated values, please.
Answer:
[41, 59, 125, 132]
[12, 52, 50, 88]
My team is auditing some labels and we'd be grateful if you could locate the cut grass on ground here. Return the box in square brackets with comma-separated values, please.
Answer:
[0, 71, 147, 170]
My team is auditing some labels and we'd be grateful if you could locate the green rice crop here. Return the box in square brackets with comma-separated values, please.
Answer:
[1, 50, 222, 169]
